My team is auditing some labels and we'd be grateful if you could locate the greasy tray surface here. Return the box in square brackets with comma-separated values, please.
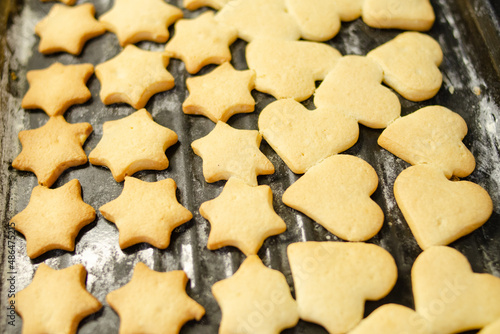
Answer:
[1, 0, 499, 333]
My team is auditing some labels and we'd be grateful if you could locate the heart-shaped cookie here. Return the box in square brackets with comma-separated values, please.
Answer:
[367, 32, 442, 101]
[412, 246, 500, 333]
[394, 164, 493, 250]
[479, 318, 500, 334]
[349, 304, 432, 334]
[246, 39, 342, 101]
[362, 0, 435, 31]
[259, 99, 359, 174]
[285, 0, 341, 41]
[215, 0, 301, 42]
[283, 154, 384, 241]
[314, 55, 401, 129]
[288, 241, 398, 333]
[378, 105, 475, 178]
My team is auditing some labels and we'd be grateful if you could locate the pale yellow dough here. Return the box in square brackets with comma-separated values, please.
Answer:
[314, 55, 400, 129]
[349, 304, 432, 334]
[367, 32, 442, 101]
[362, 0, 435, 31]
[200, 177, 286, 255]
[394, 164, 493, 250]
[215, 0, 301, 42]
[246, 38, 341, 101]
[212, 255, 299, 334]
[412, 246, 500, 333]
[378, 105, 476, 178]
[283, 155, 384, 242]
[259, 99, 359, 174]
[288, 241, 397, 334]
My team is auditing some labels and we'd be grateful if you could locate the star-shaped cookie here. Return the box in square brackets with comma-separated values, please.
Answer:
[89, 109, 178, 182]
[10, 179, 96, 259]
[191, 121, 274, 186]
[199, 177, 286, 255]
[95, 44, 175, 109]
[212, 255, 299, 333]
[183, 62, 256, 123]
[100, 177, 193, 249]
[14, 264, 102, 334]
[99, 0, 183, 46]
[165, 11, 237, 74]
[22, 62, 94, 117]
[107, 262, 205, 334]
[35, 3, 105, 55]
[12, 116, 93, 187]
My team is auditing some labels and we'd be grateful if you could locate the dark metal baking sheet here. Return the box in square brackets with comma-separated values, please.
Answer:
[1, 0, 499, 333]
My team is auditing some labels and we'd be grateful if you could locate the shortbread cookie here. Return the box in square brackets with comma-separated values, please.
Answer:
[246, 38, 342, 101]
[14, 264, 102, 334]
[215, 0, 301, 42]
[191, 122, 274, 186]
[12, 116, 92, 187]
[314, 55, 401, 129]
[95, 44, 175, 109]
[412, 246, 500, 333]
[258, 99, 359, 174]
[199, 177, 286, 255]
[165, 11, 237, 74]
[99, 0, 183, 46]
[89, 109, 178, 182]
[283, 155, 384, 241]
[107, 262, 205, 334]
[367, 32, 442, 101]
[21, 63, 94, 116]
[35, 3, 105, 55]
[212, 255, 299, 333]
[183, 62, 256, 123]
[349, 304, 432, 334]
[362, 0, 435, 31]
[479, 318, 500, 334]
[333, 0, 363, 21]
[285, 0, 341, 41]
[378, 105, 476, 178]
[22, 62, 94, 117]
[100, 177, 192, 249]
[288, 242, 397, 333]
[183, 0, 229, 10]
[10, 179, 95, 259]
[40, 0, 76, 5]
[394, 164, 493, 250]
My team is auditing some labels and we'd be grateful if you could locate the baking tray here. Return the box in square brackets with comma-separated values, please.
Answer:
[0, 0, 499, 333]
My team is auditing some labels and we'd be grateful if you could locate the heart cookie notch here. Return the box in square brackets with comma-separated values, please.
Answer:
[314, 55, 401, 129]
[379, 105, 475, 178]
[394, 164, 493, 250]
[368, 32, 442, 101]
[412, 246, 500, 333]
[259, 99, 359, 174]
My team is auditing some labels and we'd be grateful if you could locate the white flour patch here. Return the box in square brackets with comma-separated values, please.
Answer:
[473, 96, 500, 212]
[6, 5, 38, 67]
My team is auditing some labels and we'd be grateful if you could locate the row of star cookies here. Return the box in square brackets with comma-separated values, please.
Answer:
[11, 108, 199, 259]
[16, 241, 500, 333]
[12, 262, 205, 334]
